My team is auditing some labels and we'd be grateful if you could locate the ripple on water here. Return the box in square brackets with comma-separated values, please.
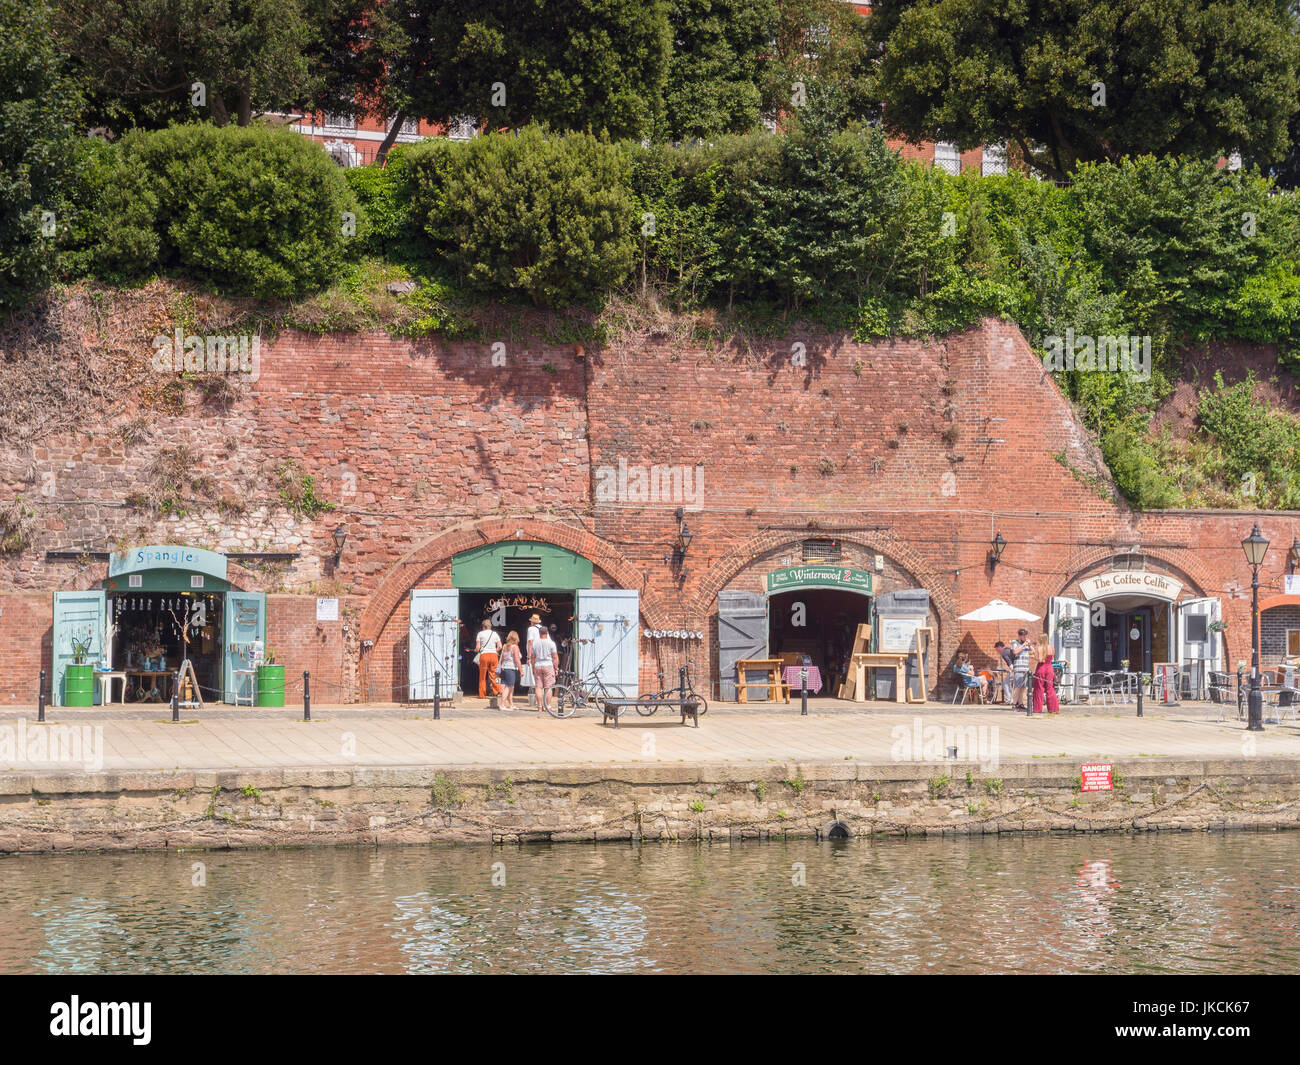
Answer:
[1, 833, 1298, 974]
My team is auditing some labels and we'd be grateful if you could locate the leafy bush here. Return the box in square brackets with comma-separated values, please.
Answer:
[94, 124, 356, 298]
[414, 126, 635, 307]
[343, 146, 423, 262]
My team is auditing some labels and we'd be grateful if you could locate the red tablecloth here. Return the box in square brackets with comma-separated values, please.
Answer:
[782, 666, 823, 694]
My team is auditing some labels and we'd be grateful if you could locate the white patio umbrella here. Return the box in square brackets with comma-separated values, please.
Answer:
[959, 599, 1042, 639]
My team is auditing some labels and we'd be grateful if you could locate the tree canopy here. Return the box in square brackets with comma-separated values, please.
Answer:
[865, 0, 1300, 181]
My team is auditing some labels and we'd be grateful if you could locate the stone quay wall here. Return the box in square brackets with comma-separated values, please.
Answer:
[1, 759, 1298, 852]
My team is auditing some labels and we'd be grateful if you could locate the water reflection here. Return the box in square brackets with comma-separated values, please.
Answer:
[1, 833, 1297, 974]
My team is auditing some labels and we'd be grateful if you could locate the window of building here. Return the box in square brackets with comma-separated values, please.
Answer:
[397, 115, 419, 136]
[324, 112, 355, 131]
[981, 142, 1008, 176]
[447, 115, 478, 141]
[934, 141, 961, 175]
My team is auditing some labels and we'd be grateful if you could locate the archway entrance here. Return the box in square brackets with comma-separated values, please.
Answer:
[406, 540, 640, 700]
[768, 588, 871, 696]
[1049, 563, 1221, 695]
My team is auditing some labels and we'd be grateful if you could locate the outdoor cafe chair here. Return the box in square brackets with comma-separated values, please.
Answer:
[1204, 671, 1235, 722]
[1084, 672, 1117, 707]
[952, 669, 984, 705]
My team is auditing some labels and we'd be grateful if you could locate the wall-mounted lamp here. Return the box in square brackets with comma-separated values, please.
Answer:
[1288, 534, 1300, 574]
[332, 524, 348, 565]
[988, 532, 1007, 571]
[664, 508, 693, 567]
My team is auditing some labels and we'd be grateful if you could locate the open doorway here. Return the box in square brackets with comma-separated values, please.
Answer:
[1090, 596, 1171, 675]
[768, 589, 871, 697]
[109, 591, 224, 702]
[454, 591, 576, 695]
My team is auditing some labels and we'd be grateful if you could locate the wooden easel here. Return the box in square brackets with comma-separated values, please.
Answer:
[838, 623, 872, 699]
[907, 627, 933, 703]
[177, 658, 203, 709]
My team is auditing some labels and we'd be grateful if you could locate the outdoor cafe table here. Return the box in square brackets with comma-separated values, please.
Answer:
[782, 665, 823, 695]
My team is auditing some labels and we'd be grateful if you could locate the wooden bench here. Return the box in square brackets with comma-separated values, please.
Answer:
[602, 699, 702, 728]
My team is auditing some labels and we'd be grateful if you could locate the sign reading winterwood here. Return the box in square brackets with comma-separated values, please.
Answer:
[767, 566, 873, 595]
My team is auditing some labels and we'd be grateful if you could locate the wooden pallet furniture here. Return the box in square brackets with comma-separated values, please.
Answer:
[851, 653, 909, 704]
[735, 658, 789, 703]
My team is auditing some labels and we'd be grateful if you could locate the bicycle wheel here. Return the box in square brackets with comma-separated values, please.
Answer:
[546, 685, 576, 718]
[636, 691, 661, 716]
[688, 692, 708, 715]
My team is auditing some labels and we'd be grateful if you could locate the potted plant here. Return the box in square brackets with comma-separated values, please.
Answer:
[65, 631, 96, 706]
[256, 647, 285, 707]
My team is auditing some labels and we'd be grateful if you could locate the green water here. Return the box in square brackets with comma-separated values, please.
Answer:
[2, 833, 1299, 974]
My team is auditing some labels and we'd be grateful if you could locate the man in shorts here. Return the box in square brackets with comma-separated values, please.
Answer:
[529, 624, 560, 714]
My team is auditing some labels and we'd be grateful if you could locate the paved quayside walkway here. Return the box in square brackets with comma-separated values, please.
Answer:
[0, 701, 1293, 773]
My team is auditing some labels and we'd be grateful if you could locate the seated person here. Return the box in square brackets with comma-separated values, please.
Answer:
[955, 653, 988, 700]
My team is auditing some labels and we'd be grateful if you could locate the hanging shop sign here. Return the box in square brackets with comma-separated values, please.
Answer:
[487, 595, 551, 612]
[766, 566, 873, 595]
[1077, 570, 1182, 602]
[109, 544, 228, 583]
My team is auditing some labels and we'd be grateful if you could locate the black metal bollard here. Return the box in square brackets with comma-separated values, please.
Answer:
[303, 671, 311, 721]
[38, 669, 46, 722]
[171, 672, 179, 722]
[800, 668, 808, 716]
[433, 671, 441, 720]
[1136, 683, 1143, 718]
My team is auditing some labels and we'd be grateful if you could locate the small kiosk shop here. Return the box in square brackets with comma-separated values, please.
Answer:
[51, 545, 266, 706]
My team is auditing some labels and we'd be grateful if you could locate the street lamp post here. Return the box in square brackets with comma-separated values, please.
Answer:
[1241, 523, 1269, 732]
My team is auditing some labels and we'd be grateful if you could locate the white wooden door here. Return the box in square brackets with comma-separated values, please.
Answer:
[575, 589, 639, 697]
[409, 589, 459, 699]
[1177, 597, 1222, 696]
[1048, 596, 1090, 680]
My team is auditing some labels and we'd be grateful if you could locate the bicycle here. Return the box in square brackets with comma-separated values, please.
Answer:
[548, 664, 628, 719]
[637, 664, 709, 716]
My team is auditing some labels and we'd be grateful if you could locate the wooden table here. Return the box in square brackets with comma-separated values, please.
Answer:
[735, 659, 788, 703]
[125, 671, 173, 703]
[851, 653, 910, 704]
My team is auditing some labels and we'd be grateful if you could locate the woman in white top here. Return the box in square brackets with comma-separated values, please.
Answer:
[474, 619, 502, 698]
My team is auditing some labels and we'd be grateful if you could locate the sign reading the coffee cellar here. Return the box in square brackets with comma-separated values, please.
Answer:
[1077, 571, 1183, 602]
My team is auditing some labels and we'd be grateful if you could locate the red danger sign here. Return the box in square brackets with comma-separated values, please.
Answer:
[1080, 764, 1113, 791]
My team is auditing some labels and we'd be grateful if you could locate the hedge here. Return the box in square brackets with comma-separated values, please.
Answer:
[73, 124, 357, 298]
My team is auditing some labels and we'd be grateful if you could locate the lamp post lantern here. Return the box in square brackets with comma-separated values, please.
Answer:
[1241, 523, 1269, 732]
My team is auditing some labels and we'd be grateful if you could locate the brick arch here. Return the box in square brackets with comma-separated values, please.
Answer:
[1054, 547, 1213, 601]
[358, 516, 673, 645]
[691, 529, 962, 680]
[692, 529, 960, 625]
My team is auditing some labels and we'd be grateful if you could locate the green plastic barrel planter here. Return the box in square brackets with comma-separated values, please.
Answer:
[256, 664, 285, 707]
[64, 664, 95, 706]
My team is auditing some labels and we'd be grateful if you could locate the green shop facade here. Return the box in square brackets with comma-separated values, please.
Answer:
[407, 540, 640, 698]
[51, 545, 266, 706]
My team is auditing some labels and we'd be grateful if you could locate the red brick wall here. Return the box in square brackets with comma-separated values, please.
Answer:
[0, 320, 1291, 702]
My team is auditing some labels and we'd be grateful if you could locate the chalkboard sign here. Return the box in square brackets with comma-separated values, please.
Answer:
[1060, 624, 1083, 649]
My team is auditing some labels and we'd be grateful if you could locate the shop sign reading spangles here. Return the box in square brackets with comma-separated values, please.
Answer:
[1080, 764, 1114, 791]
